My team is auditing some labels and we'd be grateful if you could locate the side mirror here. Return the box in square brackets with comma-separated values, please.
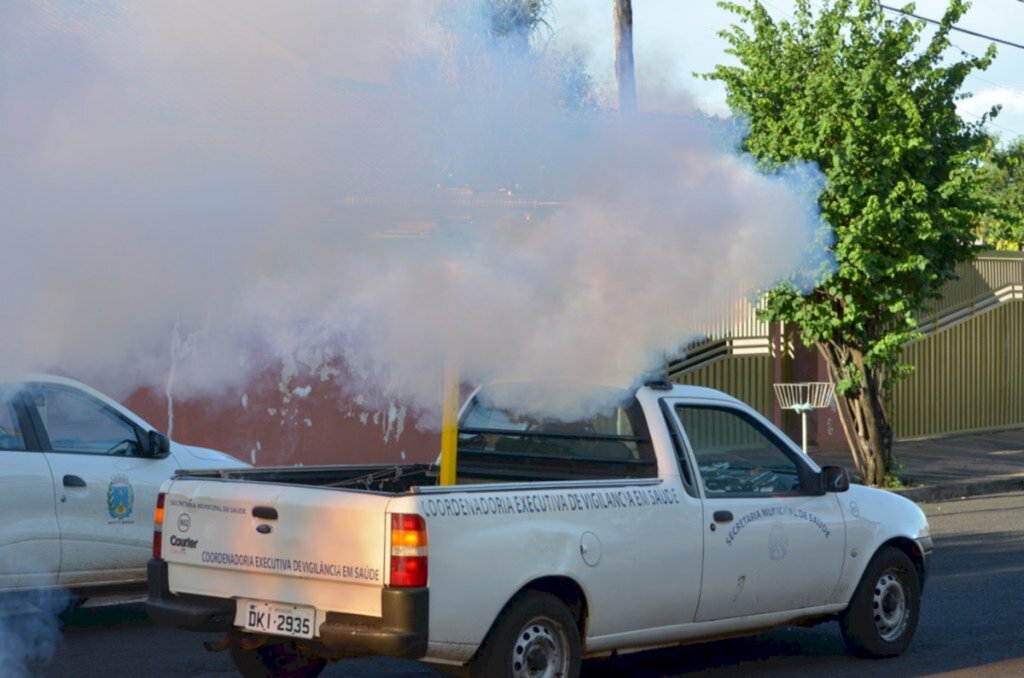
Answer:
[820, 465, 850, 493]
[144, 430, 172, 459]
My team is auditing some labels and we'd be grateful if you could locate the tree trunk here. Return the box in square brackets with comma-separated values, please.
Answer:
[816, 342, 893, 486]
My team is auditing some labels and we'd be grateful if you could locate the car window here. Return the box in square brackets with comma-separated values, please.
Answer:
[456, 393, 657, 481]
[30, 385, 142, 455]
[675, 405, 802, 496]
[0, 389, 27, 451]
[461, 400, 644, 460]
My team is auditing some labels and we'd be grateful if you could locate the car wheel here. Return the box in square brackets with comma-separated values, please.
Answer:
[840, 545, 921, 658]
[228, 638, 326, 678]
[470, 591, 581, 678]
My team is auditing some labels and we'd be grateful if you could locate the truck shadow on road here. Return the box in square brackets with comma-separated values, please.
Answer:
[33, 522, 1024, 678]
[59, 602, 150, 630]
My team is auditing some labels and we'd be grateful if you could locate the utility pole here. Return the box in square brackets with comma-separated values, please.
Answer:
[613, 0, 637, 114]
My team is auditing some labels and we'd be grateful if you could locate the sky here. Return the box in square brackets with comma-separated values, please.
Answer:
[552, 0, 1024, 143]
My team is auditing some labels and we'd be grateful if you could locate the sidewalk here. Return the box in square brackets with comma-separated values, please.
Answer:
[809, 427, 1024, 503]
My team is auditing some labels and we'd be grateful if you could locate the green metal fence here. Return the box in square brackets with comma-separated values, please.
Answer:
[672, 354, 776, 420]
[917, 253, 1024, 333]
[670, 253, 1024, 440]
[892, 284, 1024, 439]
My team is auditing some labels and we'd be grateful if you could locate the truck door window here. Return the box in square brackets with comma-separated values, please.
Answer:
[675, 405, 802, 497]
[0, 389, 27, 451]
[29, 386, 143, 456]
[658, 399, 698, 497]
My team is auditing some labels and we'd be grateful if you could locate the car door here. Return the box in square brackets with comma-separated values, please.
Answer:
[668, 400, 846, 621]
[0, 386, 61, 590]
[24, 382, 178, 587]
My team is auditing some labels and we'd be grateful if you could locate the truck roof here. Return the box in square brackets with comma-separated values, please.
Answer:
[465, 378, 744, 416]
[634, 380, 743, 406]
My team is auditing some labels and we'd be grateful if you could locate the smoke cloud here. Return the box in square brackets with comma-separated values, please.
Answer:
[1, 1, 828, 419]
[0, 588, 70, 677]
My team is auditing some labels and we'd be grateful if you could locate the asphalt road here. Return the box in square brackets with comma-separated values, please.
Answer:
[22, 492, 1024, 678]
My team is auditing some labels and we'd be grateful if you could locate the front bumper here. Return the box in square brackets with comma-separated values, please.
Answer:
[916, 535, 934, 588]
[145, 559, 429, 659]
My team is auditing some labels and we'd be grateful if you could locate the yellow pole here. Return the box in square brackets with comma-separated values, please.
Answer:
[438, 358, 459, 485]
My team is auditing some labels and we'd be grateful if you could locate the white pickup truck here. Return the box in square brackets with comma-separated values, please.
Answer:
[147, 380, 932, 677]
[0, 375, 247, 600]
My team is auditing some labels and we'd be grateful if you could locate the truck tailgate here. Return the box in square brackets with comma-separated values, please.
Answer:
[161, 479, 391, 617]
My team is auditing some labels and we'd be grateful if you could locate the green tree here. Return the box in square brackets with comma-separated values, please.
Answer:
[977, 136, 1024, 250]
[704, 0, 996, 485]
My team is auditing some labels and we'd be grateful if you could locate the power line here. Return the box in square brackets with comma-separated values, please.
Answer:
[879, 4, 1024, 51]
[760, 1, 794, 20]
[966, 71, 1024, 101]
[959, 107, 1023, 139]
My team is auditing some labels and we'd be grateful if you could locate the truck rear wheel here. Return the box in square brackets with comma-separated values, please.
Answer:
[840, 546, 921, 658]
[470, 591, 581, 678]
[228, 638, 326, 678]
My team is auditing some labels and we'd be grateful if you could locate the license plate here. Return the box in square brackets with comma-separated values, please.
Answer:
[236, 599, 316, 639]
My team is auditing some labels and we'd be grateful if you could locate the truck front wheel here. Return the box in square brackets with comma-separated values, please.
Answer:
[470, 591, 581, 678]
[228, 638, 326, 678]
[840, 546, 921, 658]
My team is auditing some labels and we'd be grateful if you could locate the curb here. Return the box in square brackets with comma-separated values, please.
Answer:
[889, 473, 1024, 504]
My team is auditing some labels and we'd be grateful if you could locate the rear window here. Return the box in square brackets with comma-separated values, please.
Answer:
[456, 392, 656, 482]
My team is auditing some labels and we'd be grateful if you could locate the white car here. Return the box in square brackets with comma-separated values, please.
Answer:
[0, 375, 247, 597]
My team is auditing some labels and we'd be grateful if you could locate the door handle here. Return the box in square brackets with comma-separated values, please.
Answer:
[713, 510, 734, 523]
[63, 475, 87, 488]
[252, 506, 278, 520]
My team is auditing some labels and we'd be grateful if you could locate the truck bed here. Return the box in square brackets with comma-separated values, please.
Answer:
[174, 463, 438, 494]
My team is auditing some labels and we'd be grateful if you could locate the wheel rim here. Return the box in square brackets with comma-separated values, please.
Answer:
[872, 570, 909, 642]
[510, 614, 570, 678]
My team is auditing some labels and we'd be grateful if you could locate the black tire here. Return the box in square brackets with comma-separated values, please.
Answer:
[228, 638, 327, 678]
[469, 591, 581, 678]
[840, 546, 921, 658]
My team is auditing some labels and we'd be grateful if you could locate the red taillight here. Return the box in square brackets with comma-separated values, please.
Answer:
[152, 492, 166, 560]
[389, 513, 427, 587]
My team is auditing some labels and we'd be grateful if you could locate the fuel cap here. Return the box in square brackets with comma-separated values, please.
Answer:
[580, 531, 602, 567]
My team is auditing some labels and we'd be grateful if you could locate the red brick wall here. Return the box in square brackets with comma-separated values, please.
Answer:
[122, 366, 441, 467]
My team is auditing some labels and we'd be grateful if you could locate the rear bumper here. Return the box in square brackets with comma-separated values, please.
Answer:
[145, 559, 429, 658]
[146, 560, 235, 631]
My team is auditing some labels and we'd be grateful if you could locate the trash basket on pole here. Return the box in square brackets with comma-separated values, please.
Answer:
[772, 382, 835, 454]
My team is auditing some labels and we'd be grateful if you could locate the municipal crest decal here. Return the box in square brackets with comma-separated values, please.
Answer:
[107, 474, 135, 521]
[768, 522, 788, 561]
